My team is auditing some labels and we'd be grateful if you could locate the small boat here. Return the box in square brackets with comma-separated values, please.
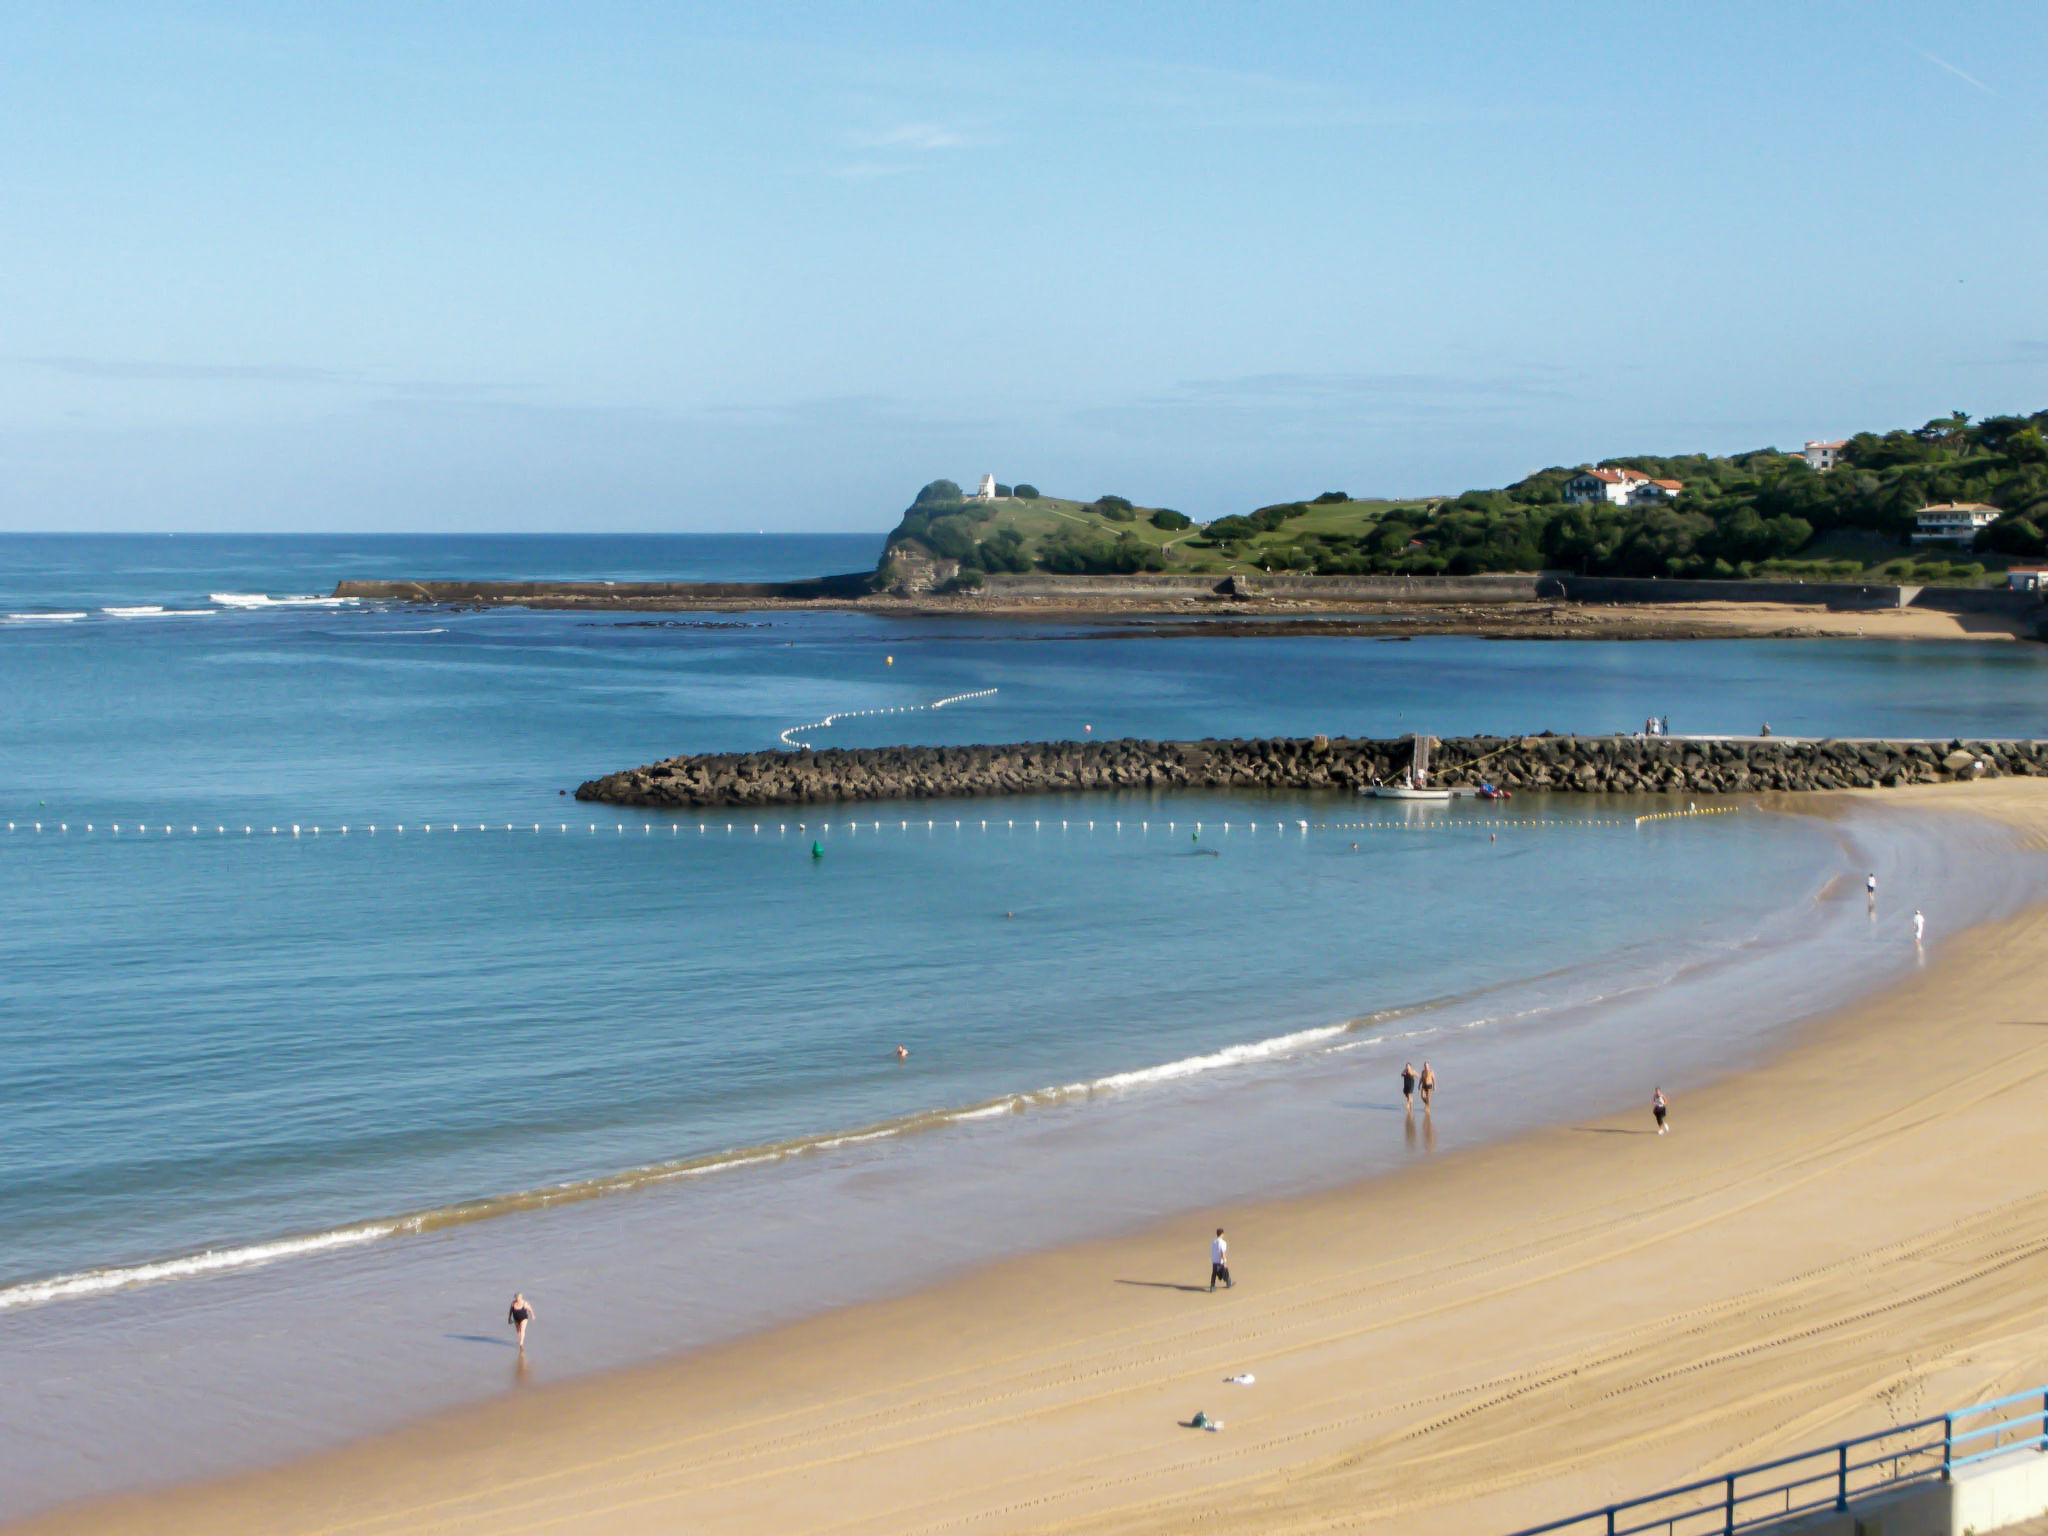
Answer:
[1368, 735, 1455, 801]
[1477, 782, 1512, 801]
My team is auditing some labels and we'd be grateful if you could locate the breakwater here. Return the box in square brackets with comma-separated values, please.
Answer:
[576, 734, 2048, 809]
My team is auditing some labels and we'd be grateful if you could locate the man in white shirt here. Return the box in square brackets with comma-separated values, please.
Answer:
[1209, 1228, 1232, 1291]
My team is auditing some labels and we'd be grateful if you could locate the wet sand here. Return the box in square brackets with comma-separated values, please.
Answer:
[16, 779, 2048, 1535]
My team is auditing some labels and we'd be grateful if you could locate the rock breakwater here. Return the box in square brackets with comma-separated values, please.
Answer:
[576, 734, 2048, 809]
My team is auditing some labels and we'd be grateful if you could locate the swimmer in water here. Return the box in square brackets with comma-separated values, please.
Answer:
[895, 1044, 909, 1061]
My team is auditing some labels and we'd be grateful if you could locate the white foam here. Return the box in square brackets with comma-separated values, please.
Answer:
[3, 611, 87, 623]
[0, 1222, 395, 1312]
[948, 1101, 1018, 1122]
[101, 605, 164, 616]
[1084, 1023, 1354, 1093]
[810, 1129, 899, 1150]
[209, 593, 358, 608]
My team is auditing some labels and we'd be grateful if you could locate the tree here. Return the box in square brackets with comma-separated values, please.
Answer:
[1312, 490, 1348, 505]
[1012, 483, 1040, 498]
[993, 483, 1013, 498]
[1151, 508, 1193, 530]
[1095, 494, 1133, 510]
[914, 479, 964, 506]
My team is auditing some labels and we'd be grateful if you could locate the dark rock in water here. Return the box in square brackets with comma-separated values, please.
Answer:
[572, 733, 2048, 810]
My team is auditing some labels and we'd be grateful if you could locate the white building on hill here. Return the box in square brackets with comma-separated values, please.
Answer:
[969, 474, 998, 501]
[1562, 468, 1683, 506]
[1803, 439, 1847, 471]
[1912, 503, 2000, 544]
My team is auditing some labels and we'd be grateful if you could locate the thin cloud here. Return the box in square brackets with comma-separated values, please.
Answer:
[1164, 369, 1574, 405]
[24, 354, 356, 385]
[853, 122, 969, 151]
[1917, 49, 1995, 96]
[826, 160, 917, 180]
[19, 354, 509, 398]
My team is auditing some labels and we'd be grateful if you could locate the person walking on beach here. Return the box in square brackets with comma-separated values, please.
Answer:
[508, 1292, 535, 1351]
[1914, 909, 1926, 945]
[1400, 1062, 1417, 1111]
[1652, 1087, 1669, 1135]
[1418, 1062, 1437, 1112]
[1209, 1228, 1232, 1291]
[1866, 872, 1877, 897]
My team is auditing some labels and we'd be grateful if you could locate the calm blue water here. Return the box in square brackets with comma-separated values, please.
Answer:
[3, 534, 2047, 1302]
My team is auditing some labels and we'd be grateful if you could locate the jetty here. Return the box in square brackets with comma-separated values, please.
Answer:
[575, 733, 2048, 810]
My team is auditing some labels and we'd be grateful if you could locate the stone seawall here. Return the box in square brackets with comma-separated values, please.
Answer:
[576, 734, 2048, 809]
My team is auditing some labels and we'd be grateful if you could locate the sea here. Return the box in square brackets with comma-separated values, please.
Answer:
[4, 533, 2047, 1517]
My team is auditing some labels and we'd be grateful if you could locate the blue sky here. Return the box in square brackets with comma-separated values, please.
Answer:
[2, 1, 2044, 531]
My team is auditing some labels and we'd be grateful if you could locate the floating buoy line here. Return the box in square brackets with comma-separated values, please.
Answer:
[1634, 805, 1740, 827]
[3, 811, 1697, 844]
[778, 688, 1000, 751]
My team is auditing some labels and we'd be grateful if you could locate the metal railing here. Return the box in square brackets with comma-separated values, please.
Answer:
[1505, 1384, 2048, 1536]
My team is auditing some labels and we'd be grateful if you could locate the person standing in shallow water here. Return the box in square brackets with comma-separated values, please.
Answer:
[508, 1292, 535, 1351]
[1652, 1087, 1669, 1135]
[1418, 1062, 1437, 1111]
[1400, 1062, 1417, 1111]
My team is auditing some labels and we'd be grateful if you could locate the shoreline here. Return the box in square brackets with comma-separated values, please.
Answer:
[16, 784, 2048, 1534]
[343, 587, 2042, 642]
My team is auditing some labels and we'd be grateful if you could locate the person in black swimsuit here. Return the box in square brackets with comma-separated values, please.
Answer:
[1400, 1062, 1417, 1111]
[508, 1292, 535, 1351]
[1652, 1088, 1669, 1136]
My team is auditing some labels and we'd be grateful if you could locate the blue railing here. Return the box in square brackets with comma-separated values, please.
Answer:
[1504, 1384, 2048, 1536]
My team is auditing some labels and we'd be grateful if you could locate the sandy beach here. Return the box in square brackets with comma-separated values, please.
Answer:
[18, 780, 2048, 1536]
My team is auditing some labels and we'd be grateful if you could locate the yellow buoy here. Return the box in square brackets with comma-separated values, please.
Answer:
[886, 655, 894, 666]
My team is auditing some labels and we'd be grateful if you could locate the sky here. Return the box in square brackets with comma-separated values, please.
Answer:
[2, 1, 2045, 532]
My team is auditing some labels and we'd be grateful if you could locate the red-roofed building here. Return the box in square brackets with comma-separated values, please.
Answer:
[1803, 439, 1847, 471]
[1563, 468, 1683, 506]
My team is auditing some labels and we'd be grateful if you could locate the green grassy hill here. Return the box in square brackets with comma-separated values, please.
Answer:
[879, 409, 2048, 587]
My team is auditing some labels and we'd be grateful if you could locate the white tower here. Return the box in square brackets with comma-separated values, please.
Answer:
[974, 474, 997, 501]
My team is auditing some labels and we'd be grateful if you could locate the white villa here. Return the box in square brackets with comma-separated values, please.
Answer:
[1562, 468, 1684, 506]
[1912, 503, 2000, 544]
[968, 474, 999, 502]
[1802, 439, 1846, 471]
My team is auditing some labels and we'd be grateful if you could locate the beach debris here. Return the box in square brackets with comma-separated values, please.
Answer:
[1184, 1410, 1223, 1431]
[1224, 1373, 1255, 1386]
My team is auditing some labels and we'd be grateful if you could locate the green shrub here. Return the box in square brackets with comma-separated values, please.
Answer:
[1012, 483, 1040, 499]
[1150, 509, 1193, 530]
[1312, 491, 1348, 505]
